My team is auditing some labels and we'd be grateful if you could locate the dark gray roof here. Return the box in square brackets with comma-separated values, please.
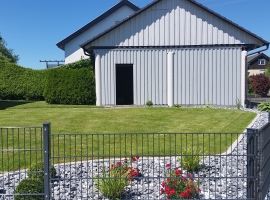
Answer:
[56, 0, 140, 51]
[247, 53, 270, 63]
[81, 0, 269, 49]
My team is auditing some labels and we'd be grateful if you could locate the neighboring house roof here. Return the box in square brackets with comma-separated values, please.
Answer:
[56, 0, 140, 51]
[247, 53, 270, 64]
[81, 0, 269, 49]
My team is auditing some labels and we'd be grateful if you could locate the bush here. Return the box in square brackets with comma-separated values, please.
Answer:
[249, 74, 270, 96]
[179, 148, 201, 172]
[28, 161, 56, 180]
[248, 77, 254, 94]
[59, 58, 93, 70]
[44, 68, 96, 105]
[15, 178, 44, 200]
[0, 60, 46, 100]
[146, 100, 153, 107]
[258, 102, 270, 112]
[174, 104, 181, 108]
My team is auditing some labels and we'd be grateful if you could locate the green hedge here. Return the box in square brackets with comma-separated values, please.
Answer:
[59, 58, 93, 70]
[0, 61, 46, 100]
[44, 68, 96, 105]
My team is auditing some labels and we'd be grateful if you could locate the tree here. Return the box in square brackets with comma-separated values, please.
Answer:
[265, 61, 270, 77]
[0, 35, 19, 63]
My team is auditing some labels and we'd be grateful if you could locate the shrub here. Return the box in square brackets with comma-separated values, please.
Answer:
[174, 104, 181, 108]
[0, 60, 46, 100]
[249, 74, 270, 96]
[248, 77, 254, 94]
[203, 102, 213, 108]
[146, 100, 153, 107]
[179, 148, 201, 172]
[15, 178, 44, 200]
[258, 102, 270, 112]
[236, 98, 241, 110]
[59, 58, 93, 70]
[161, 164, 201, 199]
[94, 156, 140, 199]
[44, 68, 95, 105]
[27, 161, 56, 180]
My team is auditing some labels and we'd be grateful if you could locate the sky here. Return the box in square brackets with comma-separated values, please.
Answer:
[0, 0, 269, 70]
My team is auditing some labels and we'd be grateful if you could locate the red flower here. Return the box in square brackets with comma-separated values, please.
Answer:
[116, 161, 122, 166]
[160, 188, 164, 194]
[132, 157, 137, 162]
[166, 163, 171, 167]
[161, 181, 165, 187]
[182, 178, 187, 182]
[180, 192, 187, 197]
[175, 169, 182, 176]
[136, 155, 139, 159]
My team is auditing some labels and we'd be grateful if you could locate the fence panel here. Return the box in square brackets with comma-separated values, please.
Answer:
[48, 131, 252, 199]
[0, 126, 44, 200]
[257, 121, 270, 199]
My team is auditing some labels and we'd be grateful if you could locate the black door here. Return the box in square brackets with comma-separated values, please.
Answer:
[116, 64, 133, 105]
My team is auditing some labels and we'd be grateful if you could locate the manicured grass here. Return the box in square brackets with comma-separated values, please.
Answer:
[0, 101, 256, 171]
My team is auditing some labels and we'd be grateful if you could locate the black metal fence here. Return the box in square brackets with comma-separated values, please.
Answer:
[0, 122, 269, 199]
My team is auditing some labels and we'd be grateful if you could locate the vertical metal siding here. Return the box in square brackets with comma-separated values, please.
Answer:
[91, 0, 263, 47]
[95, 47, 242, 106]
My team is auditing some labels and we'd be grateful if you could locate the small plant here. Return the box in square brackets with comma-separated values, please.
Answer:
[15, 178, 44, 200]
[146, 100, 153, 107]
[174, 104, 181, 108]
[28, 161, 56, 180]
[203, 101, 213, 108]
[160, 164, 201, 199]
[179, 148, 202, 172]
[258, 102, 270, 112]
[95, 156, 140, 199]
[236, 98, 241, 110]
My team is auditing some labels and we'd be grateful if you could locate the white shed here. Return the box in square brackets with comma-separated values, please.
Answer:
[56, 0, 139, 64]
[81, 0, 269, 107]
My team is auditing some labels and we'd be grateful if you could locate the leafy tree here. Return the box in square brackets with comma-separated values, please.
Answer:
[265, 61, 270, 77]
[0, 35, 19, 63]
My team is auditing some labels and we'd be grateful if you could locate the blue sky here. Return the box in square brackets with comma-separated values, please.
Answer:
[0, 0, 269, 70]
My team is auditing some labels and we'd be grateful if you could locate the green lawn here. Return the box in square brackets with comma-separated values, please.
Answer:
[0, 100, 256, 171]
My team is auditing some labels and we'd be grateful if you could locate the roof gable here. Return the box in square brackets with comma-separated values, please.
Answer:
[247, 53, 270, 63]
[81, 0, 269, 50]
[56, 0, 140, 51]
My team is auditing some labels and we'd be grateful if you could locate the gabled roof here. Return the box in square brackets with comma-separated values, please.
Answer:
[81, 0, 269, 49]
[247, 53, 270, 63]
[56, 0, 140, 51]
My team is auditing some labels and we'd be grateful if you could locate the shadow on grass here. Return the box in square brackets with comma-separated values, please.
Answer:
[0, 100, 33, 110]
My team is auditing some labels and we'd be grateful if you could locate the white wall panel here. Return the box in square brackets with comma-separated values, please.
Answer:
[90, 0, 263, 48]
[94, 47, 242, 106]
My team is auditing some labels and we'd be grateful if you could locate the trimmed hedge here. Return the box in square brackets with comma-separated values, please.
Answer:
[44, 68, 96, 105]
[59, 58, 93, 70]
[0, 61, 46, 100]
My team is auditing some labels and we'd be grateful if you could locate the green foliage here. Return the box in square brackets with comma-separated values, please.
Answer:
[174, 104, 181, 108]
[95, 167, 129, 199]
[258, 102, 270, 112]
[248, 77, 254, 94]
[179, 148, 201, 172]
[249, 74, 270, 95]
[59, 58, 93, 70]
[95, 156, 140, 199]
[161, 164, 201, 199]
[15, 178, 44, 200]
[44, 68, 96, 105]
[203, 102, 213, 108]
[146, 100, 153, 107]
[236, 98, 241, 110]
[0, 60, 46, 100]
[265, 62, 270, 78]
[28, 161, 56, 180]
[0, 35, 19, 63]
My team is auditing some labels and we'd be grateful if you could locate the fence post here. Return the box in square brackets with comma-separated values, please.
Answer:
[43, 122, 51, 200]
[247, 128, 257, 199]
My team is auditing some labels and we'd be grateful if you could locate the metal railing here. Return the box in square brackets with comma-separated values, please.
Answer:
[0, 122, 269, 199]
